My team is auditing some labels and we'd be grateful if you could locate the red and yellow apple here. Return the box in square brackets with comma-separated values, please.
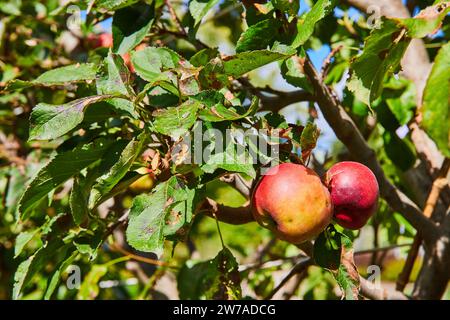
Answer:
[251, 163, 333, 244]
[325, 161, 379, 229]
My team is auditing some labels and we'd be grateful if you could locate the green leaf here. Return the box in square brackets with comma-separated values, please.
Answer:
[291, 0, 337, 48]
[272, 0, 300, 17]
[195, 91, 259, 122]
[77, 265, 108, 300]
[236, 19, 282, 53]
[189, 0, 220, 26]
[383, 78, 416, 126]
[4, 64, 98, 90]
[112, 3, 155, 55]
[190, 48, 220, 67]
[153, 100, 200, 137]
[201, 131, 257, 179]
[69, 175, 89, 225]
[178, 247, 242, 299]
[126, 177, 195, 255]
[300, 121, 320, 162]
[398, 3, 450, 38]
[19, 139, 113, 218]
[347, 18, 411, 106]
[313, 225, 341, 270]
[223, 49, 293, 78]
[131, 46, 181, 83]
[44, 251, 78, 300]
[33, 63, 98, 85]
[14, 230, 39, 258]
[281, 55, 313, 92]
[96, 0, 139, 10]
[421, 42, 450, 157]
[29, 95, 115, 141]
[13, 240, 68, 299]
[97, 53, 134, 97]
[90, 133, 150, 207]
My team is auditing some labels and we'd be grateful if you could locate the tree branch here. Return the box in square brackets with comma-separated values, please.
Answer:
[397, 159, 450, 291]
[301, 55, 439, 242]
[359, 276, 409, 300]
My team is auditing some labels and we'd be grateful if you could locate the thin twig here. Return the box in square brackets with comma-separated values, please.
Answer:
[396, 158, 450, 292]
[321, 45, 343, 81]
[164, 0, 187, 36]
[108, 242, 178, 269]
[264, 258, 312, 300]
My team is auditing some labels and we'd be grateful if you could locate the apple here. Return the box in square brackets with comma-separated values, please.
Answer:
[87, 33, 113, 49]
[129, 168, 155, 193]
[251, 163, 333, 244]
[325, 161, 379, 229]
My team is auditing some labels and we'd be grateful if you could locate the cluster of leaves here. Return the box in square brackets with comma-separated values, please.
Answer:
[0, 0, 448, 300]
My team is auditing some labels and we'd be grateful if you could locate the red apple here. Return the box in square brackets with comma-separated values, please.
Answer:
[87, 33, 113, 49]
[252, 163, 333, 244]
[325, 161, 379, 229]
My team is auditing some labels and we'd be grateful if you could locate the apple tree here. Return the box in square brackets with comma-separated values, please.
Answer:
[0, 0, 449, 300]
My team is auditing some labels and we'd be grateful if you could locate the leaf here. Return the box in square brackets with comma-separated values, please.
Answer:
[190, 48, 220, 67]
[19, 139, 113, 218]
[177, 247, 241, 299]
[421, 42, 450, 157]
[90, 133, 150, 207]
[126, 177, 195, 255]
[300, 121, 320, 162]
[29, 95, 115, 141]
[347, 18, 411, 106]
[97, 53, 134, 97]
[281, 55, 313, 92]
[398, 2, 450, 38]
[69, 175, 89, 225]
[112, 3, 155, 55]
[195, 91, 259, 122]
[131, 46, 181, 83]
[153, 100, 200, 137]
[383, 78, 416, 126]
[14, 230, 39, 258]
[33, 63, 98, 85]
[4, 64, 98, 90]
[291, 0, 337, 48]
[313, 225, 341, 270]
[201, 132, 257, 179]
[189, 0, 220, 26]
[272, 0, 300, 17]
[332, 235, 360, 300]
[96, 0, 139, 10]
[223, 49, 293, 78]
[44, 251, 78, 300]
[236, 19, 282, 53]
[13, 240, 68, 299]
[77, 265, 108, 300]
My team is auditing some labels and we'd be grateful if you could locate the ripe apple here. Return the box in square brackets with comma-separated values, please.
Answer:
[251, 163, 333, 244]
[325, 161, 379, 229]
